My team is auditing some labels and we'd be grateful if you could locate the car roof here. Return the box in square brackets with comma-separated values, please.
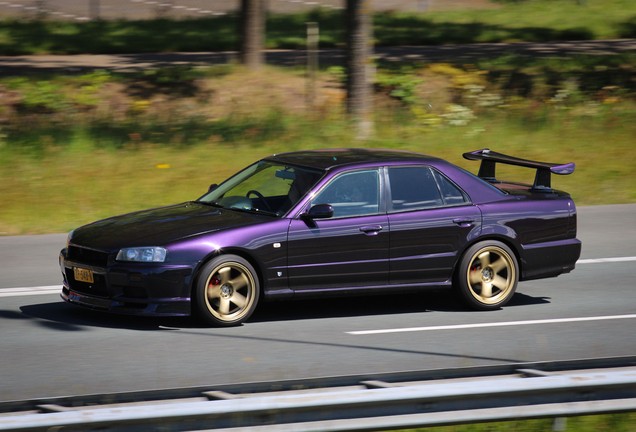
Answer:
[266, 148, 443, 170]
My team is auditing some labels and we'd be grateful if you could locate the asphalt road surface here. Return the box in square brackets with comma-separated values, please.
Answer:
[1, 39, 635, 77]
[0, 203, 635, 402]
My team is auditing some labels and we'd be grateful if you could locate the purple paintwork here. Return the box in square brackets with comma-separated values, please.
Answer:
[59, 148, 581, 321]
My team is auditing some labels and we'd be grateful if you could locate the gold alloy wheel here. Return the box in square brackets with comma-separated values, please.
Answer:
[465, 245, 516, 305]
[203, 262, 257, 323]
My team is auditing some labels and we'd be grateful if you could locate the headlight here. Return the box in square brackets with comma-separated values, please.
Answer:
[116, 247, 167, 262]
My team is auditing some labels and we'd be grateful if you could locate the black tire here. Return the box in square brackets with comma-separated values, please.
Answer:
[194, 255, 260, 327]
[454, 240, 518, 311]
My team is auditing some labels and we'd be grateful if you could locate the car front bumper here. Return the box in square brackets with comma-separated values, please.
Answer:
[60, 248, 196, 317]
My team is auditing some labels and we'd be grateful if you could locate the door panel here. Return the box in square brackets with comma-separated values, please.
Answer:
[389, 206, 481, 284]
[287, 168, 388, 291]
[385, 165, 480, 285]
[287, 215, 389, 290]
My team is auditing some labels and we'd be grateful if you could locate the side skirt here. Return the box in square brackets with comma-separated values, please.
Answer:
[263, 280, 452, 301]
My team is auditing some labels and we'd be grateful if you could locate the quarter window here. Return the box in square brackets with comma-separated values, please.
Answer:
[313, 170, 380, 217]
[432, 169, 468, 205]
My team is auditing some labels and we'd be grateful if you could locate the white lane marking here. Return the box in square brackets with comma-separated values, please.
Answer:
[0, 286, 60, 298]
[577, 256, 636, 264]
[347, 314, 636, 335]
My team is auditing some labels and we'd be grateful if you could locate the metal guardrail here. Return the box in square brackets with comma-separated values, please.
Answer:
[2, 356, 636, 432]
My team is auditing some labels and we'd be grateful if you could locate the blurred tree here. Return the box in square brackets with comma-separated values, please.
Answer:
[241, 0, 264, 68]
[346, 0, 374, 139]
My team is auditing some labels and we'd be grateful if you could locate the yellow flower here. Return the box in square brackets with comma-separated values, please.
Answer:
[132, 100, 151, 112]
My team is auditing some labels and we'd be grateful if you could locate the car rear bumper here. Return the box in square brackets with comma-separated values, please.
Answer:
[520, 238, 582, 281]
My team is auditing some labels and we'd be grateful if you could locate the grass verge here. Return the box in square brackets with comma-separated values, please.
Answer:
[1, 110, 635, 235]
[0, 0, 635, 55]
[398, 411, 636, 432]
[1, 55, 635, 235]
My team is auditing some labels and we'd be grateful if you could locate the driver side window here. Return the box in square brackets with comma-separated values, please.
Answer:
[313, 170, 379, 218]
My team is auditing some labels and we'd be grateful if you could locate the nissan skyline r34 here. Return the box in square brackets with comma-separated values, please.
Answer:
[60, 148, 581, 326]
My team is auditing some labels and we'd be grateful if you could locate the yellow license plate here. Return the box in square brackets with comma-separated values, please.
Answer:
[74, 267, 94, 284]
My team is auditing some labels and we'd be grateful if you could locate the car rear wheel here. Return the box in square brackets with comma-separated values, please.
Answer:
[194, 255, 260, 326]
[455, 241, 518, 310]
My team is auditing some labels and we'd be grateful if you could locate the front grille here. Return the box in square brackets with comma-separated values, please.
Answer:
[65, 268, 109, 297]
[122, 286, 148, 299]
[67, 245, 110, 267]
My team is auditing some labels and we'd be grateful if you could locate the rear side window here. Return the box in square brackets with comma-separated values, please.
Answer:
[432, 169, 468, 205]
[388, 166, 443, 211]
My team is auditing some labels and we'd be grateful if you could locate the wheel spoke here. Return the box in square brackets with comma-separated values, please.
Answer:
[232, 292, 248, 309]
[481, 281, 493, 298]
[491, 256, 508, 273]
[478, 251, 491, 268]
[206, 285, 220, 301]
[219, 297, 231, 315]
[217, 266, 231, 284]
[229, 274, 248, 291]
[469, 270, 482, 285]
[492, 275, 508, 291]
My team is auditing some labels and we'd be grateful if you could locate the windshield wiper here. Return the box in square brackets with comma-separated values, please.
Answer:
[196, 200, 224, 208]
[234, 207, 279, 217]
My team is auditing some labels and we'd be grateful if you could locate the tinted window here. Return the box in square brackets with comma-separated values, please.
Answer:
[313, 170, 379, 217]
[433, 170, 468, 205]
[388, 166, 443, 211]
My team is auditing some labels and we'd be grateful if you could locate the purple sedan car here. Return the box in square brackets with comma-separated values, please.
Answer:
[60, 148, 581, 326]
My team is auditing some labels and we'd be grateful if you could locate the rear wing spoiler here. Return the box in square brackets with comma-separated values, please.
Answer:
[463, 149, 575, 192]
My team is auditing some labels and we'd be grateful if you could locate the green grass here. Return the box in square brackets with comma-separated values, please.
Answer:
[399, 411, 636, 432]
[1, 106, 635, 235]
[0, 0, 635, 55]
[0, 18, 240, 55]
[374, 0, 636, 45]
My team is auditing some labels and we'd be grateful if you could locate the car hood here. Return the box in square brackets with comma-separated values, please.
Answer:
[70, 202, 269, 251]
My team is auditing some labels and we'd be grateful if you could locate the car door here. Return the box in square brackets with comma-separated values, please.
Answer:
[387, 165, 481, 285]
[287, 168, 390, 291]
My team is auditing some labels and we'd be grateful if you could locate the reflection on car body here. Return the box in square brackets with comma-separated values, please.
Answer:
[60, 148, 581, 326]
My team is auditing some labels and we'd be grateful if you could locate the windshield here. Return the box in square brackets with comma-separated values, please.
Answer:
[198, 161, 324, 217]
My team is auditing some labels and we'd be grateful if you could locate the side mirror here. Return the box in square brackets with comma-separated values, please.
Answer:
[208, 184, 218, 192]
[302, 204, 334, 220]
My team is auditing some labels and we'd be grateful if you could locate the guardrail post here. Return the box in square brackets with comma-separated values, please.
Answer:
[553, 417, 567, 431]
[89, 0, 100, 20]
[418, 0, 431, 12]
[35, 0, 48, 20]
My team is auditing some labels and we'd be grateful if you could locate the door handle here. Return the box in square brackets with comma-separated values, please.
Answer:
[360, 225, 383, 235]
[453, 218, 475, 227]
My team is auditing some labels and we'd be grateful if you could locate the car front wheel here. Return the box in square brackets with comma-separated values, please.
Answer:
[455, 241, 518, 310]
[194, 255, 260, 326]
